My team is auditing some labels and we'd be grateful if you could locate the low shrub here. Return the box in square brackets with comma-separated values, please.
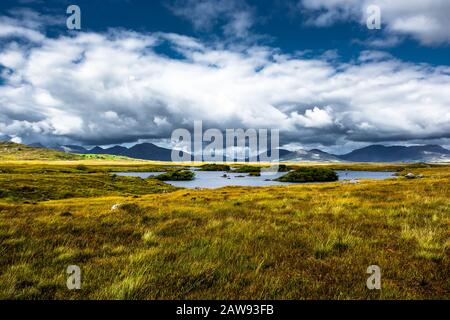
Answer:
[276, 167, 338, 182]
[233, 166, 261, 173]
[199, 164, 231, 171]
[153, 170, 195, 181]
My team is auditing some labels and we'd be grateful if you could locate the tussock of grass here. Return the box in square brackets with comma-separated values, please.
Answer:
[142, 231, 159, 246]
[401, 225, 447, 262]
[312, 229, 362, 259]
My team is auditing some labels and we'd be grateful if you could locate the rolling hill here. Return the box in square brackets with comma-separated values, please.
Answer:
[0, 142, 82, 161]
[57, 143, 180, 161]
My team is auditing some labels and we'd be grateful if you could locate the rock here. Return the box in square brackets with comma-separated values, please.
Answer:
[405, 173, 416, 179]
[342, 179, 360, 184]
[416, 174, 424, 178]
[111, 204, 122, 210]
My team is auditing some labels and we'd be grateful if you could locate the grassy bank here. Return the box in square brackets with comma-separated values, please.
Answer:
[0, 172, 177, 203]
[0, 162, 449, 299]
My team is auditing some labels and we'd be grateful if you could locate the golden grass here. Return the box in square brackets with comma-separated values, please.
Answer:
[0, 162, 449, 299]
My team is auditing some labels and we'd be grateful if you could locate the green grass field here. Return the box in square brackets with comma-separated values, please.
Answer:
[0, 159, 448, 299]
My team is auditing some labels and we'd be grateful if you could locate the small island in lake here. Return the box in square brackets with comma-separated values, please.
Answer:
[199, 164, 231, 171]
[233, 165, 261, 173]
[276, 167, 338, 183]
[153, 169, 195, 181]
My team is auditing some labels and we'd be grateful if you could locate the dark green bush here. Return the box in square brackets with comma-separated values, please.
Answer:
[276, 167, 338, 183]
[199, 164, 231, 171]
[154, 170, 195, 181]
[233, 165, 261, 173]
[277, 164, 291, 172]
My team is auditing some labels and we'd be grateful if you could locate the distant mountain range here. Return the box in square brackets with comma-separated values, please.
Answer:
[274, 148, 342, 162]
[28, 142, 450, 163]
[52, 143, 176, 161]
[228, 145, 450, 163]
[337, 144, 450, 163]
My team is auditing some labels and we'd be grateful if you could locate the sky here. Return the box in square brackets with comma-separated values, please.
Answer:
[0, 0, 449, 153]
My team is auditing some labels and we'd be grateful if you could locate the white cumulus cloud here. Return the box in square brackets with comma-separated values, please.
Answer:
[299, 0, 450, 45]
[0, 12, 449, 150]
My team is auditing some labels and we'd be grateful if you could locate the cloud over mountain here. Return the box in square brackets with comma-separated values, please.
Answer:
[0, 9, 449, 150]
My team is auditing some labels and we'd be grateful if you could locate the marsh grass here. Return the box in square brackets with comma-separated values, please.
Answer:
[0, 162, 449, 299]
[312, 229, 362, 259]
[0, 172, 177, 202]
[0, 142, 134, 161]
[401, 224, 447, 262]
[0, 142, 81, 161]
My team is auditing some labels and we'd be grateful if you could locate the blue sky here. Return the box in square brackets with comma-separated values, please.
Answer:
[2, 0, 450, 65]
[0, 0, 449, 152]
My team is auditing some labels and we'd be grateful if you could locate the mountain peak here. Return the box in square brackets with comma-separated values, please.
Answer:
[338, 144, 450, 162]
[89, 146, 104, 152]
[23, 142, 450, 163]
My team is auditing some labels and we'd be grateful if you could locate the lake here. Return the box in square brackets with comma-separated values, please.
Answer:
[115, 170, 395, 189]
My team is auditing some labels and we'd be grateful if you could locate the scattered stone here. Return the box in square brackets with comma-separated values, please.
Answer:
[416, 174, 424, 178]
[342, 179, 360, 184]
[111, 204, 122, 210]
[405, 173, 416, 179]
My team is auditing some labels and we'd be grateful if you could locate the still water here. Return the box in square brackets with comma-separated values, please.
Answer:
[115, 170, 395, 189]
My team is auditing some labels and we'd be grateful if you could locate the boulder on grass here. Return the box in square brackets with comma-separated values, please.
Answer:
[111, 204, 122, 210]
